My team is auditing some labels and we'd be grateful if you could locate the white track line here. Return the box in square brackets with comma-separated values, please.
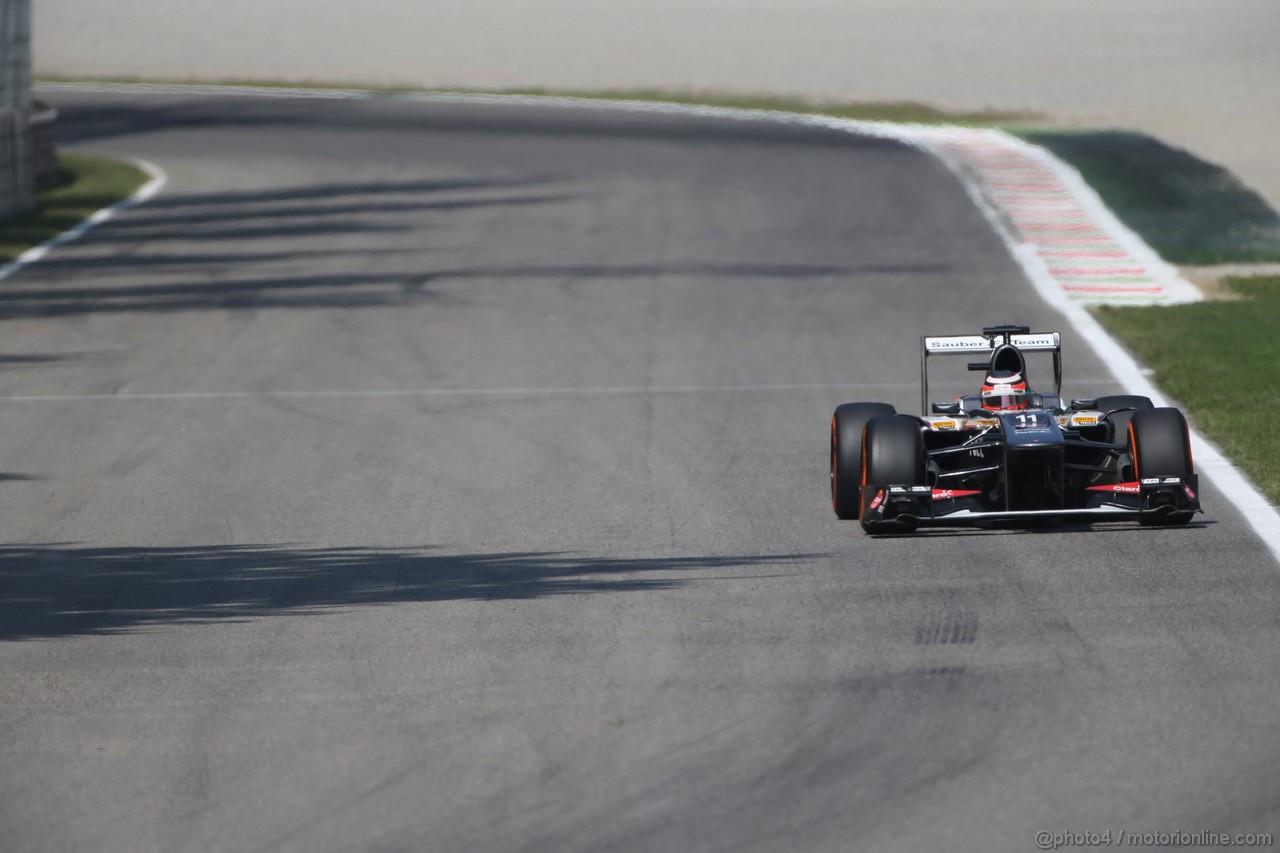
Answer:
[25, 83, 1280, 561]
[0, 159, 167, 283]
[0, 382, 918, 403]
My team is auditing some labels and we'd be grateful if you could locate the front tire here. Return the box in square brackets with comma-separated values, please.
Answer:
[1128, 407, 1195, 526]
[831, 402, 895, 519]
[860, 414, 926, 534]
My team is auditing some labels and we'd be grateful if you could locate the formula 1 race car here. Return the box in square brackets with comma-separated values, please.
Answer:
[831, 324, 1201, 533]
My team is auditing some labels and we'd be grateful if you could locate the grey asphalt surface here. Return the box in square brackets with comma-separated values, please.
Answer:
[2, 89, 1279, 852]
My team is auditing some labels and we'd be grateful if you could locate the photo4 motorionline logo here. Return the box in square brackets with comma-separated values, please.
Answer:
[1036, 829, 1273, 849]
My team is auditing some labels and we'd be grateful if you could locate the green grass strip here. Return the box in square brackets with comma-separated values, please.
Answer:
[1018, 130, 1280, 265]
[1095, 276, 1280, 502]
[0, 154, 150, 264]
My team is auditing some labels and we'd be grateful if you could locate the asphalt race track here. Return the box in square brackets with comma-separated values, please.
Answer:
[2, 89, 1278, 852]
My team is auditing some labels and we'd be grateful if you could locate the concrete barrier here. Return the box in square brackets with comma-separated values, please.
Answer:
[31, 99, 57, 189]
[0, 107, 34, 217]
[1, 0, 34, 215]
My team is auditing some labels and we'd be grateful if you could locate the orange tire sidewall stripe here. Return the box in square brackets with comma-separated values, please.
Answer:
[861, 425, 869, 489]
[1128, 421, 1140, 478]
[831, 415, 838, 510]
[1183, 418, 1194, 471]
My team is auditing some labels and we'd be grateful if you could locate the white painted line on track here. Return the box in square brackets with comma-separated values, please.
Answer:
[0, 159, 168, 283]
[26, 83, 1280, 561]
[0, 382, 920, 403]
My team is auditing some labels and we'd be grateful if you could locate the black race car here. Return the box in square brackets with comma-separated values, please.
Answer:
[831, 325, 1201, 533]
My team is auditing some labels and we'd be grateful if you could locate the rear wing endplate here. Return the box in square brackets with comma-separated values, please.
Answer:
[919, 328, 1062, 414]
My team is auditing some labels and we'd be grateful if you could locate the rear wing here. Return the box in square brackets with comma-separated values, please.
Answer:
[919, 325, 1062, 413]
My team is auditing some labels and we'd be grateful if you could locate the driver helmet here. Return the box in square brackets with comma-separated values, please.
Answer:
[981, 370, 1029, 411]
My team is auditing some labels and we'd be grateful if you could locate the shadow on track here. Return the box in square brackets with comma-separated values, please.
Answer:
[0, 352, 100, 366]
[0, 544, 806, 641]
[0, 165, 948, 318]
[10, 92, 952, 321]
[0, 262, 932, 319]
[1, 175, 579, 318]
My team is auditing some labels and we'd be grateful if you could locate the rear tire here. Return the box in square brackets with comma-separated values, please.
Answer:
[831, 402, 895, 519]
[1128, 407, 1194, 526]
[1095, 394, 1154, 443]
[860, 414, 926, 534]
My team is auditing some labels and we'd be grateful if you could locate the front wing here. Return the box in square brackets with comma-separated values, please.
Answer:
[860, 476, 1201, 531]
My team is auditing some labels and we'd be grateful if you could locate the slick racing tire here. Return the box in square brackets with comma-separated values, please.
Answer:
[1095, 394, 1154, 443]
[860, 414, 926, 534]
[831, 402, 895, 519]
[1128, 407, 1195, 526]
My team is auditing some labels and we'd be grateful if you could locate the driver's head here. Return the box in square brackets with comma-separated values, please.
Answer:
[981, 371, 1029, 411]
